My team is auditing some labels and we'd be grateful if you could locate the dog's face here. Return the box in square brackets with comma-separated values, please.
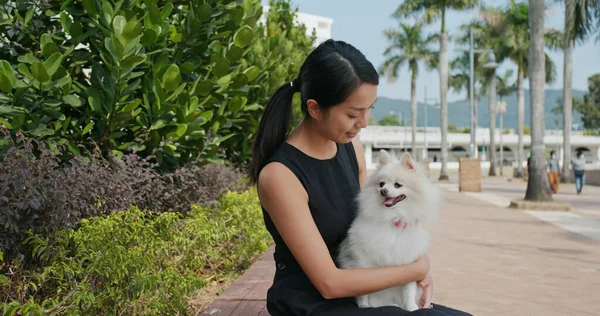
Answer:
[357, 150, 440, 225]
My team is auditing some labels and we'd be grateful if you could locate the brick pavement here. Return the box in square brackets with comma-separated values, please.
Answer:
[202, 181, 600, 316]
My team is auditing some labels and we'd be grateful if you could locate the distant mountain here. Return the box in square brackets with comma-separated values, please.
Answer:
[371, 89, 587, 129]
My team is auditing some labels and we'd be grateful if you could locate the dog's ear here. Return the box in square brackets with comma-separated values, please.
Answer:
[378, 150, 392, 165]
[399, 152, 415, 170]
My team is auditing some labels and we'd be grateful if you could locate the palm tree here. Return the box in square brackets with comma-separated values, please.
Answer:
[449, 50, 486, 133]
[526, 0, 553, 201]
[482, 0, 562, 178]
[560, 0, 598, 182]
[496, 70, 517, 105]
[394, 0, 479, 181]
[379, 21, 437, 157]
[449, 52, 471, 111]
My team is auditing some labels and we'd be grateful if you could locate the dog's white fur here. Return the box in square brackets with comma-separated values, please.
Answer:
[338, 150, 443, 311]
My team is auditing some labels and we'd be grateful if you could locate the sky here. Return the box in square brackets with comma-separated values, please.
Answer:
[262, 0, 600, 102]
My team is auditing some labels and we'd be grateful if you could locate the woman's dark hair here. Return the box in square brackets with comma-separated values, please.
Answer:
[249, 39, 379, 184]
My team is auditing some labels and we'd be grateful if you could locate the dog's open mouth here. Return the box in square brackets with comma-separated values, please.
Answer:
[381, 194, 407, 207]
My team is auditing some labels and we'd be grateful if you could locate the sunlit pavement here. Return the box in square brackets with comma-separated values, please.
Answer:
[429, 178, 600, 315]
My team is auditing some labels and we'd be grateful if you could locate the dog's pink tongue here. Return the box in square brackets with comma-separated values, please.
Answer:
[382, 197, 396, 206]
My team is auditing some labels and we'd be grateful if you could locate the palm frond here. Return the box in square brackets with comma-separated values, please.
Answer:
[479, 5, 507, 31]
[449, 73, 469, 94]
[379, 18, 440, 84]
[496, 69, 516, 98]
[571, 0, 599, 44]
[544, 52, 557, 84]
[393, 0, 431, 19]
[543, 28, 564, 51]
[378, 55, 407, 83]
[425, 50, 440, 71]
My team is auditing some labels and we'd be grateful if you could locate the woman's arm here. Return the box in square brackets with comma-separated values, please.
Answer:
[258, 162, 429, 300]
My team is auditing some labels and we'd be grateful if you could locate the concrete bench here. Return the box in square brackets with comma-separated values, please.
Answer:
[200, 248, 274, 316]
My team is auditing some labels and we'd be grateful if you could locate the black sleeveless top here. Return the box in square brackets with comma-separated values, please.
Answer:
[260, 141, 361, 303]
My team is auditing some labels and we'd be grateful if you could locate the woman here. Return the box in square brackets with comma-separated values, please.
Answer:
[571, 151, 586, 194]
[249, 39, 471, 316]
[546, 150, 560, 194]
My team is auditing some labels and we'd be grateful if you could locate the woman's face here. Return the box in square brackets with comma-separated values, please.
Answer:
[311, 83, 378, 143]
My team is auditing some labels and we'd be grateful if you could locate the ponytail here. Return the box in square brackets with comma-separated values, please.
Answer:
[248, 40, 380, 185]
[249, 80, 299, 184]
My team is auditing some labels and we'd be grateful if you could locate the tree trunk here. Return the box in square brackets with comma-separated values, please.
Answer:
[411, 71, 417, 157]
[439, 32, 449, 180]
[525, 0, 553, 201]
[488, 74, 497, 176]
[561, 0, 574, 183]
[516, 67, 525, 178]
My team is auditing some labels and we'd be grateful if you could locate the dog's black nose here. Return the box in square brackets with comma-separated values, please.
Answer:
[380, 189, 388, 196]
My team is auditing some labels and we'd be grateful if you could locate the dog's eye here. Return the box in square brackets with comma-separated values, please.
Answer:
[394, 183, 402, 188]
[379, 182, 385, 188]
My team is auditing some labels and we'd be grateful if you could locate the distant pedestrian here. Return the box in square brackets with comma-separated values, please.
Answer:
[546, 150, 560, 193]
[433, 155, 437, 162]
[571, 151, 586, 194]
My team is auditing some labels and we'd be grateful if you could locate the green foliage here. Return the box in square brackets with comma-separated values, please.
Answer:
[0, 0, 314, 169]
[0, 129, 247, 261]
[377, 115, 403, 126]
[473, 1, 562, 84]
[551, 95, 585, 116]
[0, 0, 265, 170]
[393, 0, 479, 29]
[448, 124, 458, 133]
[379, 22, 438, 82]
[580, 73, 600, 130]
[241, 0, 316, 131]
[524, 125, 530, 135]
[583, 129, 600, 136]
[1, 189, 271, 315]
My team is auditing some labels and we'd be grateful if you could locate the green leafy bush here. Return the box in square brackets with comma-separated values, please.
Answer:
[1, 189, 271, 315]
[0, 0, 264, 170]
[0, 0, 316, 169]
[0, 127, 246, 261]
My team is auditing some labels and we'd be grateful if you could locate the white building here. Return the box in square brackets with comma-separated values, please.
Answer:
[359, 126, 600, 171]
[259, 6, 333, 46]
[295, 11, 333, 45]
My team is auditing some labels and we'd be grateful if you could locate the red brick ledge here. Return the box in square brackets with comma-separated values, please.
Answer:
[199, 248, 275, 316]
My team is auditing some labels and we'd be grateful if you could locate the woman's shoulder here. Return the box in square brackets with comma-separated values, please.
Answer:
[257, 146, 309, 205]
[258, 142, 303, 185]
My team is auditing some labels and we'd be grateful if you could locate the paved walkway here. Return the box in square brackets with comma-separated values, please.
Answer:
[439, 177, 600, 241]
[202, 178, 600, 316]
[429, 180, 600, 315]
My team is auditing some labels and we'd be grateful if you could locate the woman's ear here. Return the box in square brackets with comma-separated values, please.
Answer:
[306, 99, 322, 120]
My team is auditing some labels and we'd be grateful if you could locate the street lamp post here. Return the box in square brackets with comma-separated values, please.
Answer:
[497, 100, 507, 176]
[469, 27, 498, 159]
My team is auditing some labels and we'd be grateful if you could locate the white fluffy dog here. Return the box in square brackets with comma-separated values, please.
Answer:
[338, 150, 443, 311]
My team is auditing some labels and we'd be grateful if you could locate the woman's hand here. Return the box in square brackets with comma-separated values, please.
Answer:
[418, 272, 433, 309]
[413, 254, 430, 279]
